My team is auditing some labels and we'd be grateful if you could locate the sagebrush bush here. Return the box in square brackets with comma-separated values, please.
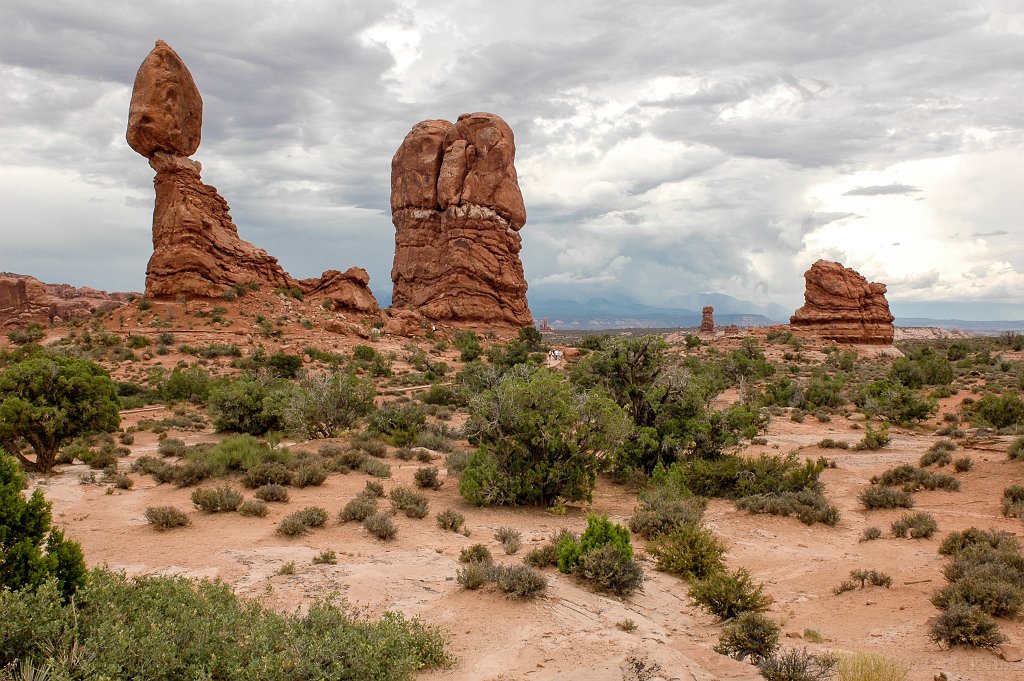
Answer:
[339, 493, 378, 523]
[460, 544, 493, 565]
[363, 480, 385, 497]
[359, 458, 391, 478]
[735, 490, 840, 526]
[291, 463, 328, 488]
[491, 564, 548, 599]
[853, 425, 891, 451]
[363, 512, 397, 540]
[456, 563, 489, 590]
[931, 566, 1024, 618]
[243, 461, 292, 488]
[277, 507, 328, 536]
[390, 487, 429, 518]
[238, 499, 268, 517]
[849, 569, 892, 589]
[254, 483, 289, 503]
[713, 611, 779, 662]
[647, 523, 725, 580]
[859, 486, 914, 510]
[689, 568, 771, 620]
[413, 466, 443, 490]
[394, 447, 415, 461]
[953, 456, 974, 473]
[938, 527, 1019, 556]
[144, 505, 190, 530]
[494, 526, 522, 554]
[158, 437, 187, 458]
[860, 526, 882, 542]
[890, 511, 938, 539]
[436, 509, 466, 533]
[928, 602, 1006, 649]
[1002, 485, 1024, 518]
[817, 438, 850, 450]
[174, 459, 214, 487]
[191, 485, 244, 513]
[628, 491, 707, 539]
[312, 550, 337, 565]
[1009, 436, 1024, 460]
[574, 544, 644, 597]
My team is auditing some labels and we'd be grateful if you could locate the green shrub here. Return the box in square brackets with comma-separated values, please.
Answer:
[852, 380, 936, 425]
[254, 484, 289, 503]
[238, 499, 268, 517]
[817, 438, 850, 449]
[1003, 485, 1024, 518]
[206, 375, 290, 436]
[714, 611, 779, 662]
[647, 523, 726, 580]
[161, 365, 211, 404]
[938, 527, 1019, 556]
[861, 526, 883, 542]
[849, 569, 892, 589]
[369, 402, 426, 446]
[965, 393, 1024, 429]
[363, 480, 385, 497]
[0, 452, 86, 600]
[339, 493, 378, 523]
[394, 447, 415, 461]
[1009, 436, 1024, 460]
[414, 466, 443, 490]
[931, 567, 1024, 618]
[173, 459, 214, 487]
[312, 550, 337, 565]
[928, 602, 1006, 649]
[853, 425, 891, 451]
[363, 512, 397, 540]
[198, 434, 291, 476]
[191, 485, 244, 513]
[278, 507, 327, 536]
[453, 331, 483, 362]
[285, 372, 375, 439]
[459, 544, 493, 565]
[689, 568, 771, 620]
[0, 568, 450, 679]
[557, 514, 633, 573]
[859, 486, 914, 510]
[920, 445, 953, 468]
[145, 505, 190, 531]
[436, 509, 466, 533]
[953, 456, 974, 472]
[390, 487, 429, 518]
[890, 511, 938, 539]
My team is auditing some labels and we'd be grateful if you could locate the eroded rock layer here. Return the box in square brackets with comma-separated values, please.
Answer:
[0, 274, 128, 329]
[390, 113, 531, 327]
[790, 260, 894, 345]
[128, 40, 377, 313]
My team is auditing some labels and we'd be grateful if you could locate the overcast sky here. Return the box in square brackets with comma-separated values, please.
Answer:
[2, 1, 1022, 319]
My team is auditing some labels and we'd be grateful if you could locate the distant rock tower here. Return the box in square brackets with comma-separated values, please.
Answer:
[699, 306, 715, 333]
[790, 260, 894, 344]
[389, 112, 532, 327]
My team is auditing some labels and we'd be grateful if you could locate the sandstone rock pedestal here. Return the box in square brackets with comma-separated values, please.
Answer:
[127, 40, 377, 314]
[790, 260, 894, 344]
[390, 113, 531, 327]
[699, 306, 715, 333]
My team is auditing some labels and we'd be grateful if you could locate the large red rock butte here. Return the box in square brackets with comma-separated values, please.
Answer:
[127, 40, 377, 314]
[0, 274, 129, 329]
[390, 113, 532, 328]
[790, 260, 895, 345]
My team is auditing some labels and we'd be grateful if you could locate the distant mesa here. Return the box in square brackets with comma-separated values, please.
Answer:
[127, 40, 378, 314]
[390, 113, 532, 328]
[0, 273, 129, 329]
[790, 259, 894, 345]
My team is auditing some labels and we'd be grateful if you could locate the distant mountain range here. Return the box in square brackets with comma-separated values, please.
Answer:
[527, 290, 1024, 333]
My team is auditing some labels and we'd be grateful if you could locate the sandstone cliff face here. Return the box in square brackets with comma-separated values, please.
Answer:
[0, 274, 128, 329]
[128, 40, 377, 314]
[699, 306, 715, 334]
[390, 113, 531, 327]
[790, 260, 894, 344]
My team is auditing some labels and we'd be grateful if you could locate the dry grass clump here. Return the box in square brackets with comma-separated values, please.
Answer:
[835, 651, 909, 681]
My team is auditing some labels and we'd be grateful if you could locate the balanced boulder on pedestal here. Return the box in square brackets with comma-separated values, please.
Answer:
[790, 260, 894, 345]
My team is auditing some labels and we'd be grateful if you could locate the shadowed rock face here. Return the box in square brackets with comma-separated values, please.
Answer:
[790, 260, 895, 344]
[127, 40, 377, 313]
[390, 112, 532, 327]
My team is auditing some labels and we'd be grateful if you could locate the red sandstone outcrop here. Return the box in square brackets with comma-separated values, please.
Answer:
[699, 306, 715, 334]
[128, 40, 377, 314]
[0, 274, 129, 329]
[390, 112, 531, 327]
[790, 260, 894, 344]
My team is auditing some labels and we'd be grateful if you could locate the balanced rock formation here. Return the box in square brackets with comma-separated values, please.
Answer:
[0, 273, 129, 329]
[390, 113, 532, 327]
[699, 306, 715, 334]
[128, 41, 377, 313]
[790, 260, 894, 344]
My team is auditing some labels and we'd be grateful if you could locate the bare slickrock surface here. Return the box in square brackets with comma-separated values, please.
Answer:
[391, 113, 532, 328]
[790, 260, 895, 345]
